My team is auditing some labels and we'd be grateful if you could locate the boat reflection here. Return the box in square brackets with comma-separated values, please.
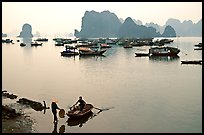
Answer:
[149, 55, 180, 62]
[66, 110, 101, 127]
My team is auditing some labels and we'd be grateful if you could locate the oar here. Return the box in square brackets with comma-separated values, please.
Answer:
[93, 107, 103, 111]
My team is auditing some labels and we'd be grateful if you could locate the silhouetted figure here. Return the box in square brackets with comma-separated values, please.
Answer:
[51, 100, 60, 123]
[73, 96, 86, 111]
[52, 121, 58, 133]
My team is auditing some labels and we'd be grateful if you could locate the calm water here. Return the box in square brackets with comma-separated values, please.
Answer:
[2, 37, 202, 133]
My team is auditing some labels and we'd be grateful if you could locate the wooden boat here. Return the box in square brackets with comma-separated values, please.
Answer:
[194, 43, 202, 47]
[66, 104, 94, 118]
[66, 111, 93, 127]
[2, 39, 13, 43]
[123, 44, 133, 48]
[20, 43, 26, 47]
[61, 45, 79, 56]
[31, 41, 42, 46]
[100, 43, 112, 48]
[149, 46, 180, 56]
[194, 47, 202, 50]
[34, 38, 48, 42]
[78, 47, 107, 56]
[55, 42, 64, 46]
[135, 52, 149, 57]
[181, 60, 202, 65]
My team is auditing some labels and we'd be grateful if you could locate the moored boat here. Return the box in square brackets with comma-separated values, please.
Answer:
[100, 43, 111, 48]
[20, 43, 26, 47]
[66, 111, 93, 127]
[181, 60, 202, 64]
[135, 52, 149, 57]
[60, 45, 79, 56]
[123, 44, 133, 48]
[149, 46, 180, 56]
[34, 38, 48, 42]
[78, 47, 107, 56]
[31, 41, 42, 46]
[2, 39, 13, 43]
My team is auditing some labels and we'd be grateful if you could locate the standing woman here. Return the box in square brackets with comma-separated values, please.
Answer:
[51, 99, 60, 123]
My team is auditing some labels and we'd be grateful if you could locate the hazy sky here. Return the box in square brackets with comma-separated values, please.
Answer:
[2, 2, 202, 37]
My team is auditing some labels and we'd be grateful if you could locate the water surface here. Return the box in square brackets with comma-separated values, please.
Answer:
[2, 37, 202, 133]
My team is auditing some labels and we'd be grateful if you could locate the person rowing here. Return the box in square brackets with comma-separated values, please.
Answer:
[71, 96, 86, 112]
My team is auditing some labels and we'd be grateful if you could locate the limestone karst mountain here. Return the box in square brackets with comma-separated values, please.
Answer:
[18, 23, 33, 38]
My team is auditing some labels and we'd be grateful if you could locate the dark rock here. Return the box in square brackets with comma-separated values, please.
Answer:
[2, 105, 21, 119]
[17, 98, 48, 111]
[2, 91, 18, 99]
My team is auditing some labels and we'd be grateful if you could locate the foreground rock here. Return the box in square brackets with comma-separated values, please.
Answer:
[17, 98, 49, 111]
[2, 90, 18, 99]
[2, 105, 33, 133]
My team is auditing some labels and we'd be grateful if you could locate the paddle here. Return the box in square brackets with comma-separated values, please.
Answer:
[93, 106, 114, 111]
[93, 107, 103, 111]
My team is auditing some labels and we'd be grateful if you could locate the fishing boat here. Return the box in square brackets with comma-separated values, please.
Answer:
[2, 39, 13, 43]
[34, 38, 48, 42]
[135, 52, 149, 57]
[78, 47, 107, 56]
[66, 111, 93, 127]
[20, 43, 26, 47]
[55, 41, 64, 46]
[31, 41, 42, 46]
[149, 46, 180, 56]
[60, 45, 79, 56]
[66, 104, 94, 118]
[194, 43, 202, 47]
[194, 47, 202, 50]
[181, 60, 202, 65]
[100, 43, 112, 48]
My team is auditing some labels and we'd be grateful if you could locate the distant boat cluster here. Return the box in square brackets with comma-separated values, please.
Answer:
[2, 37, 202, 64]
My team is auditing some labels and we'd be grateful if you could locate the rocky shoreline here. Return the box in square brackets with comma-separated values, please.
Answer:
[2, 105, 34, 133]
[2, 90, 49, 133]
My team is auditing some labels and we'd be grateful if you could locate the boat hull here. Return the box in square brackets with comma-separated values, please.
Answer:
[181, 60, 202, 64]
[61, 51, 79, 56]
[149, 46, 180, 56]
[66, 111, 93, 127]
[135, 53, 149, 57]
[66, 104, 94, 118]
[79, 49, 106, 56]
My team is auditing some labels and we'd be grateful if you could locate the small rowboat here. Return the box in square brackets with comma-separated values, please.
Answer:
[67, 111, 93, 127]
[66, 104, 94, 118]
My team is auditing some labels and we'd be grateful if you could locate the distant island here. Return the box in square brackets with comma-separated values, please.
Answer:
[2, 33, 7, 37]
[74, 10, 202, 38]
[18, 23, 33, 38]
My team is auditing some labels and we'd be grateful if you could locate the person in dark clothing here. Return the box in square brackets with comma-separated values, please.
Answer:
[51, 100, 60, 123]
[73, 96, 86, 111]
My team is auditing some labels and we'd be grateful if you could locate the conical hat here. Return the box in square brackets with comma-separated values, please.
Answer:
[52, 98, 58, 103]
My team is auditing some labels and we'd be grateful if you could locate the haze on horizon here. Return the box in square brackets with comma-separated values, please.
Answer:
[2, 2, 202, 37]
